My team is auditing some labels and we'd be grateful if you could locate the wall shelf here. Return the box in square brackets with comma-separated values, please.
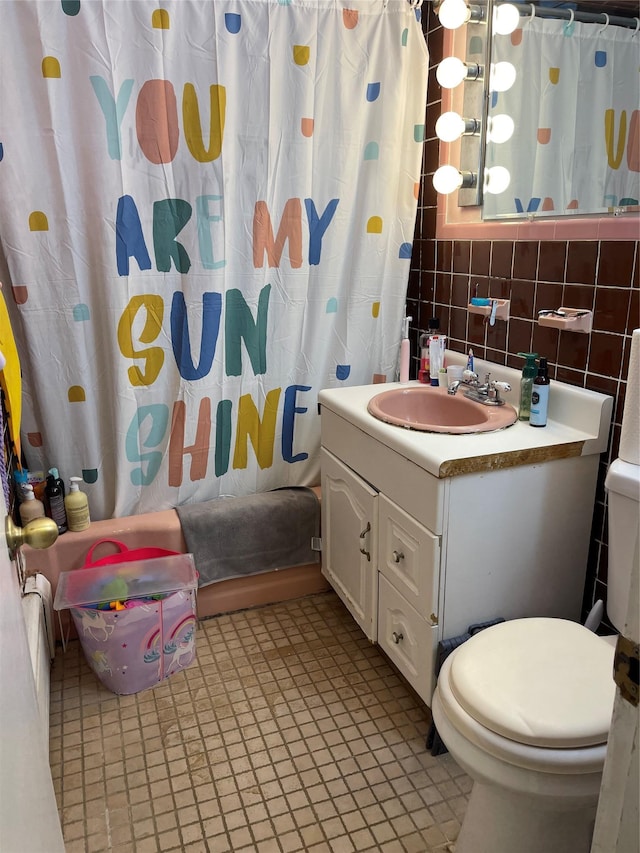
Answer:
[467, 299, 510, 322]
[537, 308, 593, 334]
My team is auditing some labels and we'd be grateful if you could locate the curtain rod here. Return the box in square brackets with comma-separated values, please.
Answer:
[507, 2, 640, 29]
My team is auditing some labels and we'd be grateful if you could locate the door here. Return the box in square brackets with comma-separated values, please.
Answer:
[0, 503, 65, 851]
[321, 449, 378, 641]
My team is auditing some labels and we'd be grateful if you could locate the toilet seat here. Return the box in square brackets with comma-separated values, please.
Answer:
[448, 618, 616, 748]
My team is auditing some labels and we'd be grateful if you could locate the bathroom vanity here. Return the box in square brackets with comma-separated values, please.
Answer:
[319, 354, 613, 706]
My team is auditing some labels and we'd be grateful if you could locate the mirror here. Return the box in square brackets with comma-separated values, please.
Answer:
[482, 1, 640, 220]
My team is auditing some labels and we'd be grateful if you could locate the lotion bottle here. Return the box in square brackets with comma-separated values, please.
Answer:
[399, 315, 412, 383]
[65, 476, 91, 531]
[19, 484, 46, 525]
[530, 357, 550, 427]
[517, 352, 538, 421]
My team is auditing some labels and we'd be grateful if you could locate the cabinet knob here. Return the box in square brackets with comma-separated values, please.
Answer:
[392, 550, 404, 563]
[392, 631, 404, 644]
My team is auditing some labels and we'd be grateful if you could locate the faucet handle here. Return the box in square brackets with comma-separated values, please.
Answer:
[492, 381, 511, 392]
[463, 369, 478, 382]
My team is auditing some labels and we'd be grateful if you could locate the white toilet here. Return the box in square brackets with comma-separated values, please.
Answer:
[431, 456, 640, 853]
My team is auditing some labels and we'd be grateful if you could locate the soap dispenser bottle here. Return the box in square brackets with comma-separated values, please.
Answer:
[399, 315, 412, 383]
[517, 352, 538, 421]
[530, 357, 550, 427]
[19, 484, 46, 525]
[65, 476, 91, 531]
[45, 468, 68, 534]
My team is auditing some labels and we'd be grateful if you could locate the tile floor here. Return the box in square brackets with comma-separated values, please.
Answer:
[49, 591, 470, 852]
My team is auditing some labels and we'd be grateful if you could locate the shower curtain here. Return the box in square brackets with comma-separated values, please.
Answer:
[0, 0, 427, 519]
[484, 14, 640, 218]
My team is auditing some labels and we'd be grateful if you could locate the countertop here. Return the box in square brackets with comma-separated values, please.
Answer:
[319, 356, 613, 479]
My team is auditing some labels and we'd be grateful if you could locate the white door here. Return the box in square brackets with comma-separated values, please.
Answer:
[0, 504, 64, 852]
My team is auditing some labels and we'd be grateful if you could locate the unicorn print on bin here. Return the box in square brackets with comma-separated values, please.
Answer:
[74, 608, 115, 641]
[89, 649, 112, 675]
[164, 616, 196, 674]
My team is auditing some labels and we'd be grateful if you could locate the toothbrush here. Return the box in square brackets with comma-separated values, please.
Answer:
[467, 349, 474, 372]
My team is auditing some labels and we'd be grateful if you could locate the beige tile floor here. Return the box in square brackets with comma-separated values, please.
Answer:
[49, 591, 470, 852]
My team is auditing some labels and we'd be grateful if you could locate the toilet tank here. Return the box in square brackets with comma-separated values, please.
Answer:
[605, 458, 640, 632]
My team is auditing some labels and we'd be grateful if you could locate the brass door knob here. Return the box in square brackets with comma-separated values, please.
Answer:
[5, 516, 59, 559]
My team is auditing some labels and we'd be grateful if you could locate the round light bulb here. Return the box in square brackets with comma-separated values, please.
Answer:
[435, 112, 467, 142]
[436, 56, 468, 89]
[438, 0, 470, 29]
[484, 166, 511, 195]
[433, 165, 464, 195]
[487, 113, 515, 144]
[489, 61, 517, 93]
[493, 3, 520, 35]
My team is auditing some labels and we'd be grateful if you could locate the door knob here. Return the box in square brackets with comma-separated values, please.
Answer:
[5, 516, 58, 559]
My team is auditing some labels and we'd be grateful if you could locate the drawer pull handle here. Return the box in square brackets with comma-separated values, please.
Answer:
[392, 631, 404, 644]
[392, 549, 404, 563]
[359, 521, 371, 561]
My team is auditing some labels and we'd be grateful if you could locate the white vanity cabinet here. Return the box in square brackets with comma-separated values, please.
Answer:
[321, 449, 442, 700]
[320, 375, 612, 707]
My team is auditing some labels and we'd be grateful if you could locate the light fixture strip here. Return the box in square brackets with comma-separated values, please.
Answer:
[457, 0, 493, 206]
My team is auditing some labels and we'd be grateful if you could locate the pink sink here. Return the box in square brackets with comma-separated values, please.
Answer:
[367, 386, 517, 434]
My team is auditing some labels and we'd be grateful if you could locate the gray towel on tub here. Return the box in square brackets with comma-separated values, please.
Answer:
[175, 487, 320, 587]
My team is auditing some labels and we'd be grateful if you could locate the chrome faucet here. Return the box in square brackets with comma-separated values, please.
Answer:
[448, 371, 511, 406]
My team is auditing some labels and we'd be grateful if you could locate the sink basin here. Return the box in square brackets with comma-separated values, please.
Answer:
[367, 386, 517, 434]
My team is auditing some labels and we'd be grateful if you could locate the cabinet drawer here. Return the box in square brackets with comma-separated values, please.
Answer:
[378, 575, 438, 705]
[378, 494, 440, 620]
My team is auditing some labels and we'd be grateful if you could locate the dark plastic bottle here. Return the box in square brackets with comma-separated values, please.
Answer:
[45, 468, 68, 533]
[530, 357, 550, 427]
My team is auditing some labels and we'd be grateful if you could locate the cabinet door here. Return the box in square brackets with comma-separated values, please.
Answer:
[321, 449, 378, 641]
[378, 494, 440, 622]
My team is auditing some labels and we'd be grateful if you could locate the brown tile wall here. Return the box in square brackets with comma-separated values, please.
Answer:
[408, 7, 639, 625]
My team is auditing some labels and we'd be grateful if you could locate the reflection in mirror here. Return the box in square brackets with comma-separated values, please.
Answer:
[483, 2, 640, 220]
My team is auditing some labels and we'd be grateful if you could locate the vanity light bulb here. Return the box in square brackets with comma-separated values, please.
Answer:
[433, 165, 464, 195]
[484, 166, 511, 195]
[493, 3, 520, 35]
[489, 61, 517, 93]
[436, 57, 468, 89]
[435, 112, 467, 143]
[487, 114, 515, 144]
[438, 0, 471, 29]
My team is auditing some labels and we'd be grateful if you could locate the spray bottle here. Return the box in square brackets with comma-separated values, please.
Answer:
[64, 476, 91, 532]
[517, 352, 538, 421]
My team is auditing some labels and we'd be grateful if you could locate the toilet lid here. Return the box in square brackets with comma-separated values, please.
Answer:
[448, 618, 617, 748]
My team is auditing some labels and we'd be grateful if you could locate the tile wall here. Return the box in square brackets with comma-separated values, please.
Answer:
[408, 6, 639, 623]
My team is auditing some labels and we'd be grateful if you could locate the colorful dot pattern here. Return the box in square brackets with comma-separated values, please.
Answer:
[0, 1, 428, 517]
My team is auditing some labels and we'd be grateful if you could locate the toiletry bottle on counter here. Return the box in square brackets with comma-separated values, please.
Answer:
[418, 318, 440, 383]
[46, 468, 68, 534]
[418, 332, 430, 384]
[429, 334, 446, 386]
[19, 484, 45, 525]
[399, 315, 412, 383]
[517, 352, 538, 422]
[65, 476, 91, 531]
[530, 357, 550, 427]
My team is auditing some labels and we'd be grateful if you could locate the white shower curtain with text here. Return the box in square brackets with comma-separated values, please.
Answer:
[0, 0, 427, 518]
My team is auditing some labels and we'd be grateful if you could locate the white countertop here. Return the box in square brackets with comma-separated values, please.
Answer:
[319, 355, 613, 479]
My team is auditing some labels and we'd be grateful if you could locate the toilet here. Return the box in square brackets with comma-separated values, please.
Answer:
[431, 456, 640, 853]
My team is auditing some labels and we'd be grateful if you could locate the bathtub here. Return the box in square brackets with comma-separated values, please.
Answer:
[24, 487, 327, 638]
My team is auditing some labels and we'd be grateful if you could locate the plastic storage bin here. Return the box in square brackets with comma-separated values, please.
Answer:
[54, 554, 198, 695]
